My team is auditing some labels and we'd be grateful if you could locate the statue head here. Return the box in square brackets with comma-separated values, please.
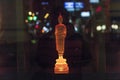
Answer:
[58, 13, 63, 24]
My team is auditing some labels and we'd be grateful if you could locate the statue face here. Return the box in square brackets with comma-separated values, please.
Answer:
[58, 14, 63, 24]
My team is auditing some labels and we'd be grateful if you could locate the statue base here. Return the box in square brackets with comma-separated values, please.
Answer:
[54, 57, 69, 74]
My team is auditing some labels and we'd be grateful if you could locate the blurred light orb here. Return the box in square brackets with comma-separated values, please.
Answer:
[101, 25, 106, 30]
[96, 25, 102, 31]
[111, 24, 118, 30]
[28, 11, 32, 15]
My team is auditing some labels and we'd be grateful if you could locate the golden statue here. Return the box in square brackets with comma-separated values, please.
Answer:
[54, 14, 69, 74]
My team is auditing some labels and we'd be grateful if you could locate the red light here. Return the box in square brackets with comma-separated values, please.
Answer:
[35, 25, 39, 29]
[96, 6, 102, 13]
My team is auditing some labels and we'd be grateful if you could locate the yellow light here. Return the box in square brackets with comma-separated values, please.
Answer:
[32, 13, 35, 16]
[44, 13, 49, 19]
[25, 19, 28, 23]
[28, 11, 32, 15]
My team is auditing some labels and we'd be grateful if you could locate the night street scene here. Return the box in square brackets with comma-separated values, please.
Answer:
[0, 0, 120, 80]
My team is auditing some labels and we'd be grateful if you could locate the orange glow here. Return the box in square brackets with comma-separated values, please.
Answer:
[41, 29, 45, 33]
[54, 57, 69, 74]
[54, 14, 69, 74]
[55, 16, 67, 54]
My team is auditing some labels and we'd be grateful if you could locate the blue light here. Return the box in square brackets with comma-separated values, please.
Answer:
[75, 2, 84, 10]
[64, 2, 84, 12]
[64, 2, 74, 9]
[41, 2, 49, 5]
[89, 0, 99, 3]
[36, 20, 40, 25]
[64, 2, 74, 12]
[46, 22, 50, 26]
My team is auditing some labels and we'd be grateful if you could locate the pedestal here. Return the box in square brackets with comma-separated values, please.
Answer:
[54, 57, 69, 74]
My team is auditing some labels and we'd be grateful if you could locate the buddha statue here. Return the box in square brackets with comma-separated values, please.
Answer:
[54, 14, 69, 74]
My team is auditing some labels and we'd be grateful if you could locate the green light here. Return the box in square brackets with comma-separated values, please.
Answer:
[28, 16, 33, 21]
[33, 16, 37, 21]
[31, 39, 37, 44]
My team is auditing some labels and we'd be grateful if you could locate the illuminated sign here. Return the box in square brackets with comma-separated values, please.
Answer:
[80, 11, 90, 17]
[64, 2, 74, 9]
[64, 2, 74, 12]
[89, 0, 99, 3]
[64, 2, 84, 12]
[41, 2, 49, 5]
[75, 2, 84, 10]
